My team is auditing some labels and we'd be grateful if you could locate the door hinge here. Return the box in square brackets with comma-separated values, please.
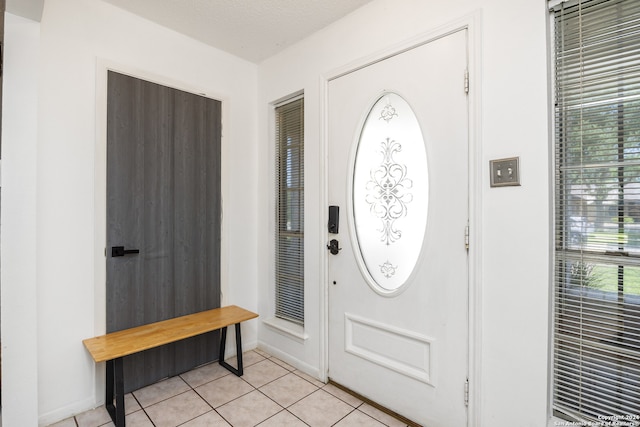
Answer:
[464, 378, 470, 406]
[464, 69, 469, 94]
[464, 224, 470, 250]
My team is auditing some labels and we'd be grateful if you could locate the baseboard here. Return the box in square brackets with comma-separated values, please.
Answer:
[38, 396, 97, 427]
[256, 341, 322, 381]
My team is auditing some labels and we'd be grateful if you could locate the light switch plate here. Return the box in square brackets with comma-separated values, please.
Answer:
[490, 157, 520, 187]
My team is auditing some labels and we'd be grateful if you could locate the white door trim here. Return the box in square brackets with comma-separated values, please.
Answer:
[318, 11, 483, 427]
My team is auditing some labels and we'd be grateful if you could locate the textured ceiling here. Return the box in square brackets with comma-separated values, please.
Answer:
[101, 0, 374, 63]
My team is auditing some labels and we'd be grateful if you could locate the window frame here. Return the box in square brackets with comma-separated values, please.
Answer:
[273, 95, 305, 327]
[550, 0, 640, 424]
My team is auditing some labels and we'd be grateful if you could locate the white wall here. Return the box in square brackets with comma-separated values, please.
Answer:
[2, 0, 259, 424]
[257, 1, 550, 426]
[3, 0, 551, 424]
[1, 12, 41, 427]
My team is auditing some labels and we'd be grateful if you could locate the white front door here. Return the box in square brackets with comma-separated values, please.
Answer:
[327, 29, 470, 426]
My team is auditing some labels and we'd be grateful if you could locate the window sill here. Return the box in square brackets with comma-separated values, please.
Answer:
[263, 317, 309, 343]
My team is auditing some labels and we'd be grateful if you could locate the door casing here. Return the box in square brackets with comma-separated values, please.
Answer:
[319, 13, 482, 426]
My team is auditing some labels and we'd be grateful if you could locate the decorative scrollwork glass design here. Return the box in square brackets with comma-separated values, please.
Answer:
[352, 93, 428, 293]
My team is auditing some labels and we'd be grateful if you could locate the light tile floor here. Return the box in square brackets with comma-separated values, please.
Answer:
[47, 349, 410, 427]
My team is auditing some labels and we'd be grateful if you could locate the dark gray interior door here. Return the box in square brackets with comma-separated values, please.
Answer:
[107, 71, 221, 393]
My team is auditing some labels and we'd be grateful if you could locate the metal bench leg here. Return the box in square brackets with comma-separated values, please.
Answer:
[105, 357, 125, 427]
[219, 323, 244, 376]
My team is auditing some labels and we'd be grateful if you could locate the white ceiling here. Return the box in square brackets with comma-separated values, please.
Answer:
[101, 0, 374, 63]
[7, 0, 45, 21]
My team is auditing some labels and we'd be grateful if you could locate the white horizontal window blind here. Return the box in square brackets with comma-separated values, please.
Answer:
[275, 97, 304, 325]
[553, 0, 640, 423]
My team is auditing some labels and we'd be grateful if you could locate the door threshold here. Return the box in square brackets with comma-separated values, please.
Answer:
[328, 380, 422, 427]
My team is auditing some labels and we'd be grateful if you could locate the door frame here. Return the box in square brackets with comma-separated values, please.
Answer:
[319, 12, 483, 426]
[92, 59, 230, 404]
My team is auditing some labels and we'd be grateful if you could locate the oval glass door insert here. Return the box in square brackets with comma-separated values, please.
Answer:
[352, 93, 428, 294]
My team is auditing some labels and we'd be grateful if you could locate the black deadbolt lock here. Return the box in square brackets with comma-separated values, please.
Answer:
[328, 205, 339, 234]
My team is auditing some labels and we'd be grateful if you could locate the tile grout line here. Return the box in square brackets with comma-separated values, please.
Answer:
[187, 373, 247, 427]
[131, 389, 158, 427]
[186, 355, 317, 427]
[192, 356, 359, 427]
[328, 380, 415, 427]
[62, 351, 409, 427]
[330, 406, 358, 427]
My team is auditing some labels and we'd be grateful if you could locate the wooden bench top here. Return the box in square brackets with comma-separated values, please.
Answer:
[83, 305, 258, 363]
